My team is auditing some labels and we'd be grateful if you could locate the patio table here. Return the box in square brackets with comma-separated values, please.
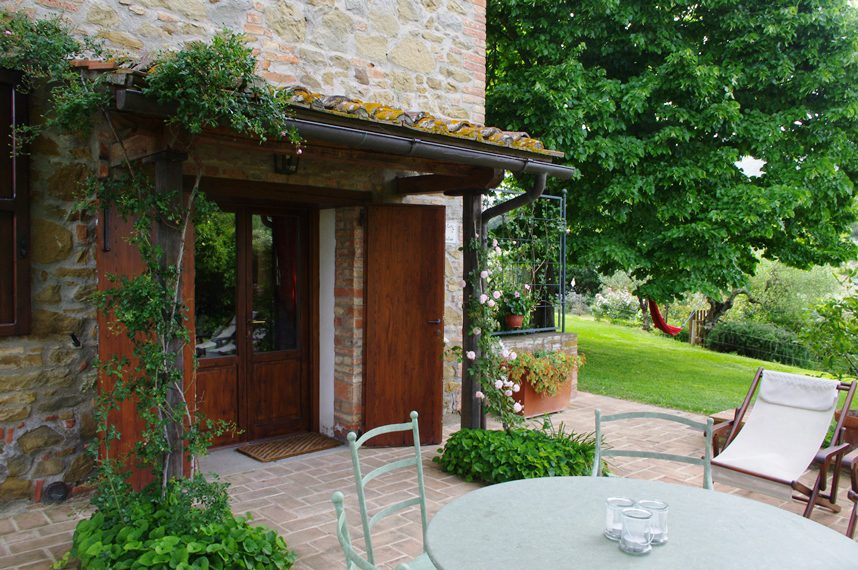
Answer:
[425, 476, 858, 569]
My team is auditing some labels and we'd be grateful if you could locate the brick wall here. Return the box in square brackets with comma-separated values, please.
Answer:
[332, 208, 365, 436]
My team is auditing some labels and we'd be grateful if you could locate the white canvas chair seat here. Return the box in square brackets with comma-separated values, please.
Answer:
[712, 369, 853, 516]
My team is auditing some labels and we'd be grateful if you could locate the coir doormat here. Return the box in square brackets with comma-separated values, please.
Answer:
[237, 432, 342, 463]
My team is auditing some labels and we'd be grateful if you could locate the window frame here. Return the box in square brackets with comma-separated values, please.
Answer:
[0, 69, 30, 337]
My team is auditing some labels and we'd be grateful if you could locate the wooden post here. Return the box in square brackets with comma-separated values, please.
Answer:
[152, 150, 189, 481]
[461, 191, 483, 430]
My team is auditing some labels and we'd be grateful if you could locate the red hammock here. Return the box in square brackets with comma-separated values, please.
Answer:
[648, 300, 683, 336]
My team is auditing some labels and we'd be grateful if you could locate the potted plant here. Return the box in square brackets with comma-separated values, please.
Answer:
[498, 283, 536, 330]
[507, 350, 582, 416]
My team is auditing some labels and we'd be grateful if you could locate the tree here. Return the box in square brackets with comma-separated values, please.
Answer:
[487, 0, 858, 303]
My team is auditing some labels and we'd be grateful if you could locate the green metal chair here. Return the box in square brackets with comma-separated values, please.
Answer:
[332, 491, 414, 570]
[592, 409, 714, 489]
[347, 411, 434, 570]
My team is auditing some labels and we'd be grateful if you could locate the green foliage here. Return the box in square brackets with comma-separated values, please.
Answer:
[0, 10, 108, 142]
[488, 0, 858, 303]
[507, 350, 580, 397]
[145, 30, 299, 143]
[705, 319, 814, 368]
[801, 268, 858, 378]
[433, 427, 596, 484]
[56, 476, 296, 570]
[729, 259, 839, 334]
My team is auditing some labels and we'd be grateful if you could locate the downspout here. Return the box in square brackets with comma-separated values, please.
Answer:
[479, 172, 547, 237]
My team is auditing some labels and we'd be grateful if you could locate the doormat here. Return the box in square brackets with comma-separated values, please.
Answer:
[237, 432, 342, 463]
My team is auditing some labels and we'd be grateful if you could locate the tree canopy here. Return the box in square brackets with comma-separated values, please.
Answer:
[487, 0, 858, 302]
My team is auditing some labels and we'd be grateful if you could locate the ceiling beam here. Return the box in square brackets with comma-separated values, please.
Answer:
[395, 168, 505, 195]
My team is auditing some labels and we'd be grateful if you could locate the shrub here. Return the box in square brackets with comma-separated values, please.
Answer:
[56, 476, 296, 570]
[705, 320, 815, 367]
[507, 350, 580, 396]
[433, 427, 597, 484]
[590, 288, 640, 322]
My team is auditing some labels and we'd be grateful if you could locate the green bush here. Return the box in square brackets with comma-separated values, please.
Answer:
[433, 427, 597, 484]
[705, 320, 815, 367]
[57, 476, 296, 570]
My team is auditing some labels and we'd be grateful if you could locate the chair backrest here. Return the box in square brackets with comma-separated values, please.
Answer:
[332, 491, 380, 570]
[715, 368, 852, 491]
[592, 409, 714, 489]
[348, 411, 428, 565]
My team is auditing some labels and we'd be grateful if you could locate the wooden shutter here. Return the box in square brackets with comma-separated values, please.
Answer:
[0, 71, 29, 337]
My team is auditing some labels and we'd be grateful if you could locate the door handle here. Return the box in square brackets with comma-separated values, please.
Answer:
[427, 319, 441, 325]
[249, 319, 266, 326]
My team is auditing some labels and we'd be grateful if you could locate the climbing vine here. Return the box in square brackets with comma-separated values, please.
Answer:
[457, 237, 525, 429]
[2, 10, 301, 568]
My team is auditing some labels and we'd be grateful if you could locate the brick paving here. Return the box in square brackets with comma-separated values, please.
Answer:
[0, 391, 855, 569]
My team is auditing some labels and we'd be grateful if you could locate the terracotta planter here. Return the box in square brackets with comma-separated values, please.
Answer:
[504, 314, 524, 329]
[512, 374, 573, 418]
[835, 409, 858, 450]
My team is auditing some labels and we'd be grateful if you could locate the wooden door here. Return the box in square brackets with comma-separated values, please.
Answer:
[195, 209, 311, 444]
[365, 205, 445, 445]
[244, 212, 311, 439]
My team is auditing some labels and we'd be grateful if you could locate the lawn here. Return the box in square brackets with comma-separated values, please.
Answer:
[566, 316, 851, 415]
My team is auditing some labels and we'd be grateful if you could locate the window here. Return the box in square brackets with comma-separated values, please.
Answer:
[0, 70, 29, 336]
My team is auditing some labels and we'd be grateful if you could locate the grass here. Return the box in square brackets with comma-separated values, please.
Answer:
[567, 316, 852, 415]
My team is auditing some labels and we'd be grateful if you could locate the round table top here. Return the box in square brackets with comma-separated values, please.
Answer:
[425, 476, 858, 569]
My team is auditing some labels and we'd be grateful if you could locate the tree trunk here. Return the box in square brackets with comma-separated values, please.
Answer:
[704, 288, 752, 332]
[638, 296, 651, 331]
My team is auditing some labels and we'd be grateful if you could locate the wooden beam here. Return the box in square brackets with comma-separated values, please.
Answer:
[395, 168, 504, 195]
[191, 175, 374, 208]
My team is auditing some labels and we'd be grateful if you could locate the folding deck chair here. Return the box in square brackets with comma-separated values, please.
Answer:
[712, 368, 856, 518]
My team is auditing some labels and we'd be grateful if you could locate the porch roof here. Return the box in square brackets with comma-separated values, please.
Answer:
[76, 60, 578, 183]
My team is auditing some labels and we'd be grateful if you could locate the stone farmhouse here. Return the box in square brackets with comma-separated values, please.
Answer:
[0, 0, 574, 501]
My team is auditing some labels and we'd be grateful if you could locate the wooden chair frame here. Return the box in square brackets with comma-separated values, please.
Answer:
[348, 411, 430, 567]
[592, 409, 714, 489]
[846, 456, 857, 539]
[711, 367, 856, 518]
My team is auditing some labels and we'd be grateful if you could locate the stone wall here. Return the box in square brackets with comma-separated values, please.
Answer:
[9, 0, 487, 124]
[0, 106, 99, 504]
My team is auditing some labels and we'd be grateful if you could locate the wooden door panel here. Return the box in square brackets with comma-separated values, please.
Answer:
[248, 358, 305, 438]
[196, 360, 239, 446]
[365, 205, 445, 446]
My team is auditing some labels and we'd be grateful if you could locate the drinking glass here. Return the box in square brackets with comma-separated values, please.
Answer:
[637, 499, 669, 545]
[619, 508, 653, 555]
[604, 497, 635, 541]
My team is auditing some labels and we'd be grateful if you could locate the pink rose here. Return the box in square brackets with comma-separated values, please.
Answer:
[459, 279, 467, 288]
[504, 390, 512, 397]
[494, 380, 503, 389]
[487, 299, 496, 308]
[513, 384, 520, 393]
[513, 402, 523, 413]
[492, 239, 498, 247]
[509, 352, 517, 360]
[475, 391, 485, 399]
[492, 290, 501, 299]
[479, 294, 488, 304]
[524, 284, 531, 291]
[480, 270, 489, 279]
[514, 291, 520, 298]
[495, 247, 502, 254]
[465, 351, 476, 360]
